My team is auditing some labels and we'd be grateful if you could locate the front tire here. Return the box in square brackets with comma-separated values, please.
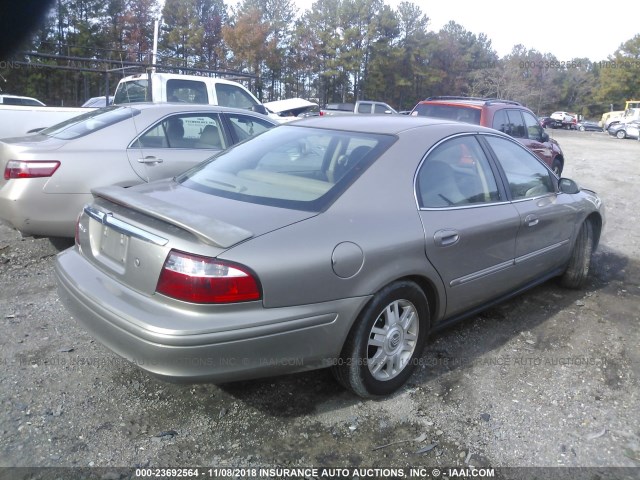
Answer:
[560, 221, 594, 289]
[332, 281, 429, 397]
[616, 130, 626, 139]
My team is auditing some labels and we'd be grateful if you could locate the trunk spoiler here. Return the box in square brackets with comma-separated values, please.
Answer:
[91, 186, 253, 248]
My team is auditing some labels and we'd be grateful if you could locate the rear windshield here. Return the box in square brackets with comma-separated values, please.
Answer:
[178, 125, 395, 211]
[412, 104, 481, 124]
[39, 106, 140, 140]
[114, 79, 149, 103]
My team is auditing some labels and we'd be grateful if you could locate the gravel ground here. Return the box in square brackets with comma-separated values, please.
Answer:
[0, 128, 638, 479]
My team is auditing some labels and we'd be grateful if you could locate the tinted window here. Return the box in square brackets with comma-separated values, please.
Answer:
[166, 79, 209, 104]
[492, 109, 509, 134]
[215, 83, 258, 109]
[417, 135, 500, 208]
[522, 111, 544, 141]
[412, 104, 481, 124]
[357, 103, 371, 113]
[178, 126, 395, 211]
[485, 135, 554, 200]
[39, 106, 140, 140]
[506, 110, 526, 138]
[131, 113, 226, 149]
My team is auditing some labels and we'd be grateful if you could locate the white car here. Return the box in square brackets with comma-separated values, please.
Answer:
[550, 111, 574, 122]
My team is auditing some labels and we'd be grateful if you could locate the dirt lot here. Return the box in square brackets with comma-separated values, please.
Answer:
[0, 129, 638, 479]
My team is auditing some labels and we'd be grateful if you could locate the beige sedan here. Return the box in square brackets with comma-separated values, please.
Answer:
[0, 103, 276, 237]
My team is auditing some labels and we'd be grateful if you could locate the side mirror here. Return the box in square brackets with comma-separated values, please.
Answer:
[559, 178, 580, 194]
[541, 131, 549, 142]
[252, 104, 268, 115]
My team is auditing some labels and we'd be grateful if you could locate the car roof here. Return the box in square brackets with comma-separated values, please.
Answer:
[416, 96, 523, 108]
[288, 114, 500, 136]
[113, 102, 271, 117]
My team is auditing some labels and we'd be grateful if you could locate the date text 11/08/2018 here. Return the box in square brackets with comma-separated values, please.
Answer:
[134, 467, 497, 478]
[520, 60, 640, 70]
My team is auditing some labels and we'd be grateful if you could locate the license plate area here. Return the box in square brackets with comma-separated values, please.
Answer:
[99, 225, 129, 264]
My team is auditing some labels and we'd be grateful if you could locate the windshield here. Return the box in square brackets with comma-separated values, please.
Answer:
[412, 104, 481, 124]
[39, 106, 140, 140]
[178, 125, 395, 211]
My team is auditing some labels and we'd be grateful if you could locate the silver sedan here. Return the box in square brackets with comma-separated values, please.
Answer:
[0, 103, 277, 237]
[55, 116, 604, 398]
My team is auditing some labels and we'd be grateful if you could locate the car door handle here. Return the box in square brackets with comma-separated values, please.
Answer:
[434, 229, 460, 247]
[137, 156, 163, 164]
[525, 214, 539, 227]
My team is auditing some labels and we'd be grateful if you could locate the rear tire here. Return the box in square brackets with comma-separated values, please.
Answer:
[551, 158, 563, 176]
[560, 221, 594, 289]
[332, 281, 429, 398]
[616, 130, 626, 139]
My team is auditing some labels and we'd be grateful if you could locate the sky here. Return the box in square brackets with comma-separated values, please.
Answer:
[286, 0, 638, 61]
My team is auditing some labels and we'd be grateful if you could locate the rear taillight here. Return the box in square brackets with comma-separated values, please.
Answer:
[156, 250, 261, 304]
[4, 160, 60, 180]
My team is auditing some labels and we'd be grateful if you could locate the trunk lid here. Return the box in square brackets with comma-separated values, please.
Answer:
[78, 181, 317, 295]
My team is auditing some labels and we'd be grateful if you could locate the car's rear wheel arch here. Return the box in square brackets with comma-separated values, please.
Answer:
[332, 277, 434, 397]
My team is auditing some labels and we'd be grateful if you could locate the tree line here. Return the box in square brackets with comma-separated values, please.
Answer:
[1, 0, 639, 118]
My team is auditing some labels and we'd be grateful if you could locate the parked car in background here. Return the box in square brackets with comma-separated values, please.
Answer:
[607, 120, 640, 139]
[0, 103, 277, 238]
[81, 96, 113, 107]
[550, 111, 578, 129]
[576, 120, 603, 132]
[320, 101, 398, 116]
[263, 98, 319, 122]
[55, 115, 603, 398]
[539, 116, 561, 128]
[0, 94, 46, 106]
[411, 96, 566, 174]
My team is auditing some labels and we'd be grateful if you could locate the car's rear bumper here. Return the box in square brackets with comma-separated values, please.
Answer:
[0, 180, 89, 237]
[55, 247, 370, 383]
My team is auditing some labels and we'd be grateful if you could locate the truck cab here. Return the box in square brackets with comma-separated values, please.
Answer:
[113, 73, 269, 116]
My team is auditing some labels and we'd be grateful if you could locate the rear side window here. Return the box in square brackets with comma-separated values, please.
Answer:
[166, 79, 209, 104]
[178, 125, 395, 211]
[417, 135, 500, 208]
[130, 113, 226, 150]
[412, 104, 481, 124]
[215, 83, 259, 109]
[39, 106, 140, 140]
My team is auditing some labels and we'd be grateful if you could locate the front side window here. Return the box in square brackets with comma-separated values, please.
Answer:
[226, 113, 275, 143]
[417, 135, 500, 208]
[215, 83, 259, 109]
[522, 111, 545, 142]
[485, 135, 554, 200]
[130, 113, 226, 149]
[178, 125, 395, 211]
